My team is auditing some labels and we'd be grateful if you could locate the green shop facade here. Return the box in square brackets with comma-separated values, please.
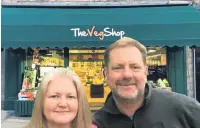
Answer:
[2, 4, 200, 115]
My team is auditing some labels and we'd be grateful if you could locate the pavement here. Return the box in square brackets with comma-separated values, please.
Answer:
[1, 110, 30, 128]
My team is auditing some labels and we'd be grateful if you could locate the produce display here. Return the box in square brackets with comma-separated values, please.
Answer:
[69, 49, 105, 85]
[32, 48, 64, 67]
[40, 57, 64, 67]
[18, 88, 37, 100]
[22, 69, 37, 89]
[19, 69, 37, 100]
[69, 61, 104, 85]
[148, 78, 172, 91]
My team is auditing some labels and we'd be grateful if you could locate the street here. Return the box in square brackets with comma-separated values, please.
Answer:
[1, 111, 30, 128]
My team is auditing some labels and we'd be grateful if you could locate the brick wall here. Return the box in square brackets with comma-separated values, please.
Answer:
[186, 46, 195, 98]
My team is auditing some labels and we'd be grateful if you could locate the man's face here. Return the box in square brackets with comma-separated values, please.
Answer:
[104, 46, 148, 102]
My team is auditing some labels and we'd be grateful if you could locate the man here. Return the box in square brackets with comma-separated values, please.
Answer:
[93, 37, 200, 128]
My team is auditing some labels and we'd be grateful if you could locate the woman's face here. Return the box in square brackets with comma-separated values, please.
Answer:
[43, 76, 78, 126]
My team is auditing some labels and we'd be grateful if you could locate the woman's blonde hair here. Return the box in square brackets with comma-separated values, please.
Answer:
[26, 67, 92, 128]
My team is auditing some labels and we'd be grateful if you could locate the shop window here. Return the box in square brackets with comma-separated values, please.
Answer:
[147, 47, 170, 90]
[69, 49, 105, 85]
[17, 47, 169, 107]
[69, 49, 110, 108]
[18, 48, 64, 101]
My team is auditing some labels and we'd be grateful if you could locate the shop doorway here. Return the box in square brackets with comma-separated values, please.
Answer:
[195, 47, 200, 102]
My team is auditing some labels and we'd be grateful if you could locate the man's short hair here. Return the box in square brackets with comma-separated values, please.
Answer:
[104, 37, 147, 68]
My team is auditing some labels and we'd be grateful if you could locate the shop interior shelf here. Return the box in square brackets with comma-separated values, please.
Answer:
[14, 100, 35, 116]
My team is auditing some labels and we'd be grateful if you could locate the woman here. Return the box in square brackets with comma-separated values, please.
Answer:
[26, 67, 97, 128]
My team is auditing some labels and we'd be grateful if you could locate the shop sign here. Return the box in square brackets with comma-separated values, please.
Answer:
[70, 26, 125, 40]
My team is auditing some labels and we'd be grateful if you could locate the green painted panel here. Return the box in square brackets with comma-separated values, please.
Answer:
[14, 100, 34, 116]
[167, 47, 187, 95]
[4, 97, 17, 110]
[4, 50, 23, 110]
[167, 51, 175, 90]
[5, 51, 18, 98]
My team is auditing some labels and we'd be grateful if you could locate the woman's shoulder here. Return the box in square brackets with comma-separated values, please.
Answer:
[91, 124, 98, 128]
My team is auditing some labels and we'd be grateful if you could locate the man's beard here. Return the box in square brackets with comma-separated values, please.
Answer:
[110, 79, 145, 103]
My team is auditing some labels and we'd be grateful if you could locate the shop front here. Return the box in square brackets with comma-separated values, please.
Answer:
[2, 4, 200, 115]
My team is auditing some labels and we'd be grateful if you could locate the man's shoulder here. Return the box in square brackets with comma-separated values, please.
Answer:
[93, 108, 108, 128]
[93, 108, 107, 120]
[152, 88, 200, 108]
